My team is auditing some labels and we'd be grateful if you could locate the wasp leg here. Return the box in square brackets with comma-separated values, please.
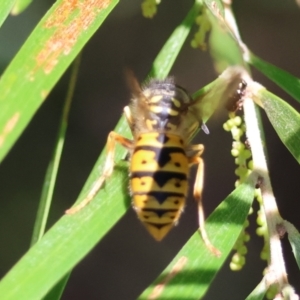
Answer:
[188, 145, 221, 257]
[123, 105, 134, 133]
[66, 132, 133, 214]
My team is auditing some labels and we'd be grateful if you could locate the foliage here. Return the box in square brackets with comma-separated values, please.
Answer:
[0, 0, 299, 299]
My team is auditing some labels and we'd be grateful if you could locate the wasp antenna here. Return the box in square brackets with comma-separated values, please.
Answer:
[124, 68, 142, 98]
[201, 123, 210, 134]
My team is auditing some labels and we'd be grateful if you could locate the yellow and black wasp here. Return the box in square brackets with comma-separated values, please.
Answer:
[66, 67, 245, 252]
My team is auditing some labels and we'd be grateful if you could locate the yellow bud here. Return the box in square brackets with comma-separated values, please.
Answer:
[233, 116, 242, 126]
[231, 149, 239, 157]
[223, 122, 231, 131]
[230, 262, 242, 271]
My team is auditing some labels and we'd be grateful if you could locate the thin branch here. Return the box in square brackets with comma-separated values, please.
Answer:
[244, 84, 288, 289]
[223, 0, 290, 293]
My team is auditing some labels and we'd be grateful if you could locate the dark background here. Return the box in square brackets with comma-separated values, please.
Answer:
[0, 0, 300, 299]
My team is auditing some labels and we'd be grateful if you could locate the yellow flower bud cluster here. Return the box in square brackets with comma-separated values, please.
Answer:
[255, 188, 270, 264]
[230, 220, 250, 271]
[224, 111, 271, 271]
[265, 283, 279, 299]
[191, 13, 211, 50]
[141, 0, 161, 19]
[224, 112, 252, 271]
[223, 113, 252, 186]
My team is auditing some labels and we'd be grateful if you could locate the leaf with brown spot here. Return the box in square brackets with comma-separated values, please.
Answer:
[0, 0, 118, 163]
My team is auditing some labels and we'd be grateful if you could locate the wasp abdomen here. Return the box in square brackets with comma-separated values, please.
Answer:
[131, 132, 188, 241]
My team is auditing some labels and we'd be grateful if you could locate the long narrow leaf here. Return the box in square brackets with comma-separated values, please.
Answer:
[245, 279, 267, 300]
[204, 0, 245, 70]
[248, 52, 300, 104]
[43, 274, 70, 300]
[31, 55, 82, 246]
[33, 56, 82, 300]
[0, 0, 118, 164]
[284, 221, 300, 270]
[0, 0, 16, 28]
[254, 88, 300, 164]
[11, 0, 33, 15]
[148, 0, 202, 79]
[0, 158, 130, 300]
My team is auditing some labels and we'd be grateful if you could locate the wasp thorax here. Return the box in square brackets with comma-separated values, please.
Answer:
[141, 79, 192, 131]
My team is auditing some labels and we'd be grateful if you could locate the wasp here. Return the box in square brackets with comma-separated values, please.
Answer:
[66, 67, 245, 252]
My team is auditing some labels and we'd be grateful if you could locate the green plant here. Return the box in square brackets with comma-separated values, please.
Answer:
[0, 0, 300, 299]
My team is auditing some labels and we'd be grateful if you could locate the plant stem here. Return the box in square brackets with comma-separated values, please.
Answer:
[243, 86, 288, 289]
[220, 0, 290, 292]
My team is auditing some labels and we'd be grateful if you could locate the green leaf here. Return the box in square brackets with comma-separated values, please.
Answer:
[248, 52, 300, 104]
[204, 0, 225, 17]
[11, 0, 33, 15]
[139, 175, 256, 300]
[30, 56, 82, 300]
[148, 0, 202, 79]
[285, 221, 300, 270]
[31, 55, 82, 246]
[0, 2, 202, 299]
[255, 88, 300, 164]
[0, 0, 16, 27]
[0, 0, 119, 164]
[43, 274, 70, 300]
[0, 158, 130, 300]
[204, 0, 245, 71]
[245, 279, 267, 300]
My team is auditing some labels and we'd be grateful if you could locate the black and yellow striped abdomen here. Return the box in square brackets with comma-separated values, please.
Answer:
[130, 132, 189, 241]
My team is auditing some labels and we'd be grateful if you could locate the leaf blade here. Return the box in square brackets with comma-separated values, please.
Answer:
[254, 88, 300, 164]
[11, 0, 33, 15]
[248, 53, 300, 104]
[0, 1, 16, 27]
[0, 0, 119, 163]
[0, 159, 130, 300]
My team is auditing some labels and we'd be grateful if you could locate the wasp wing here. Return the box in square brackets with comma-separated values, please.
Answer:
[190, 66, 247, 124]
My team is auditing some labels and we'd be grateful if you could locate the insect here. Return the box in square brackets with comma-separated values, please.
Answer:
[66, 67, 245, 252]
[225, 80, 247, 112]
